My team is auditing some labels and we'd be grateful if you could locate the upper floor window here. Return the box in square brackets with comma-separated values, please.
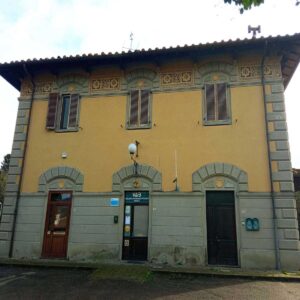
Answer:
[204, 83, 230, 125]
[127, 89, 151, 129]
[46, 93, 80, 131]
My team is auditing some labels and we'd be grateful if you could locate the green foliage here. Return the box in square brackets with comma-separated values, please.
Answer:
[0, 154, 10, 203]
[0, 154, 10, 172]
[224, 0, 264, 13]
[293, 168, 300, 176]
[92, 265, 153, 283]
[0, 171, 7, 203]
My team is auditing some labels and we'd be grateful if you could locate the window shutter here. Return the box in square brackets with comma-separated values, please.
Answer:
[217, 83, 227, 120]
[140, 90, 150, 125]
[68, 94, 80, 128]
[129, 90, 139, 126]
[205, 84, 215, 121]
[46, 93, 59, 129]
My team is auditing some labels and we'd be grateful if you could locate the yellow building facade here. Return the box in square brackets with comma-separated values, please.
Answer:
[0, 34, 300, 269]
[23, 84, 270, 193]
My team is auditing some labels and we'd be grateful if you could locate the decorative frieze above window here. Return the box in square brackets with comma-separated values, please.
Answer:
[21, 81, 53, 97]
[90, 77, 120, 93]
[198, 62, 237, 84]
[57, 74, 89, 92]
[238, 62, 281, 81]
[125, 68, 157, 87]
[160, 71, 193, 87]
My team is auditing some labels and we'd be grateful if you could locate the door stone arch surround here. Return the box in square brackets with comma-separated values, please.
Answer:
[112, 164, 162, 192]
[192, 162, 248, 192]
[38, 166, 84, 192]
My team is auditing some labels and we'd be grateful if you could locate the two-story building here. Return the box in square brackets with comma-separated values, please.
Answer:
[0, 34, 300, 270]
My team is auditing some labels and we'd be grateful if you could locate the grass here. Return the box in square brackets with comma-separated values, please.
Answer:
[91, 264, 154, 283]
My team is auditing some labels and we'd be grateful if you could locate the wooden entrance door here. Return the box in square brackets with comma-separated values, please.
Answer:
[206, 191, 238, 266]
[122, 191, 149, 261]
[42, 191, 72, 258]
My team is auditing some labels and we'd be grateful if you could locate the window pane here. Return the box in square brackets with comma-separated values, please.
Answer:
[60, 96, 70, 129]
[49, 205, 69, 230]
[130, 90, 139, 125]
[124, 205, 131, 237]
[206, 84, 215, 121]
[55, 206, 69, 228]
[140, 90, 149, 125]
[133, 206, 148, 237]
[217, 83, 227, 120]
[50, 192, 72, 202]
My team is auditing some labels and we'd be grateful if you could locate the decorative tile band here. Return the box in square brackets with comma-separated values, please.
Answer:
[238, 63, 281, 81]
[21, 81, 53, 97]
[18, 63, 282, 97]
[160, 71, 193, 86]
[90, 77, 120, 92]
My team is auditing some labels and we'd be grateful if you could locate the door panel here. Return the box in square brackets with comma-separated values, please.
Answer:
[122, 191, 149, 261]
[133, 206, 148, 237]
[206, 191, 238, 266]
[42, 191, 72, 258]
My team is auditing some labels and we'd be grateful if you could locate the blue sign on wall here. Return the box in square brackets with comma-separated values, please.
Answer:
[110, 198, 120, 207]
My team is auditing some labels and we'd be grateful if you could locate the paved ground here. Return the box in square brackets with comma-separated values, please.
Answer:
[0, 265, 300, 299]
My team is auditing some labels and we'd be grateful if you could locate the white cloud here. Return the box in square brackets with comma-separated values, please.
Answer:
[0, 0, 299, 166]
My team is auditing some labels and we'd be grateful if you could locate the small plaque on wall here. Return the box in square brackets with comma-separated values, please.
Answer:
[110, 198, 120, 207]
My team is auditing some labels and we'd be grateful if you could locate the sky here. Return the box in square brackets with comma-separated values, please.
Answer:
[0, 0, 299, 167]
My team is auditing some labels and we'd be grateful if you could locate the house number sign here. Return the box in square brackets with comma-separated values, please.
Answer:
[125, 191, 149, 204]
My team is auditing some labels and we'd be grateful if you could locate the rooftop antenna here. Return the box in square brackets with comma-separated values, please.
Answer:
[122, 33, 135, 52]
[248, 25, 261, 38]
[129, 32, 133, 51]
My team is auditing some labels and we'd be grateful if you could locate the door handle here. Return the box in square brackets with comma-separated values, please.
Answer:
[47, 231, 51, 235]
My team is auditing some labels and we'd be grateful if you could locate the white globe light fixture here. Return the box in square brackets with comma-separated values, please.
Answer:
[128, 141, 140, 175]
[128, 143, 137, 155]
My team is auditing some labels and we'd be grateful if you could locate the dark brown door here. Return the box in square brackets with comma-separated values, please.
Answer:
[206, 191, 238, 266]
[42, 191, 72, 258]
[122, 191, 149, 261]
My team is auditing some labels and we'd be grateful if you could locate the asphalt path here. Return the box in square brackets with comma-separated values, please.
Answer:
[0, 265, 300, 299]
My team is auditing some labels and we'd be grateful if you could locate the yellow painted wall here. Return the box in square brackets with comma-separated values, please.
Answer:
[22, 86, 270, 193]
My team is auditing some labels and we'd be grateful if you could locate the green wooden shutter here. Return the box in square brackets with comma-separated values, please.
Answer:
[46, 93, 59, 129]
[205, 84, 215, 121]
[217, 83, 227, 120]
[129, 90, 139, 126]
[68, 94, 79, 128]
[140, 90, 150, 125]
